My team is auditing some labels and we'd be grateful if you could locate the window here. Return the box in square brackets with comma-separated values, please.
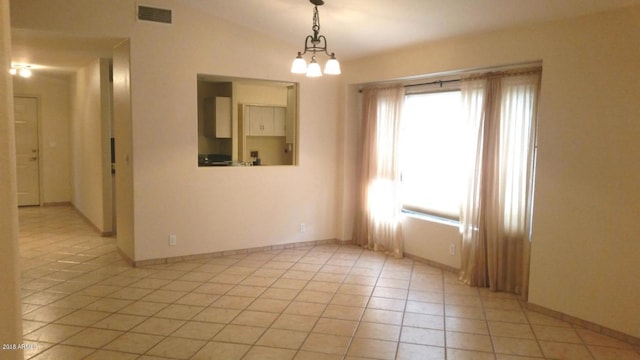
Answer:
[400, 90, 464, 221]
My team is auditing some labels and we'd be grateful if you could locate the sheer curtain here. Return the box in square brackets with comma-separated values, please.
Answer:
[353, 85, 405, 258]
[459, 70, 541, 298]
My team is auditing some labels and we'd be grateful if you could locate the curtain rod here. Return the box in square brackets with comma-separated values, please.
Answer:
[404, 79, 461, 88]
[358, 63, 542, 93]
[358, 79, 460, 93]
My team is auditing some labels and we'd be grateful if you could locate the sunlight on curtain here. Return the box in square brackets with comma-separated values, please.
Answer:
[459, 78, 488, 287]
[353, 85, 405, 258]
[499, 75, 539, 237]
[459, 70, 541, 298]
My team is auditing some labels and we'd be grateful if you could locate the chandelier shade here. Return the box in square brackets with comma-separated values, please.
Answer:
[324, 55, 341, 75]
[306, 57, 323, 77]
[291, 55, 308, 74]
[291, 0, 340, 77]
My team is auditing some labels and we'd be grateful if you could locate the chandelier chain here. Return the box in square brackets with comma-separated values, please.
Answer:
[312, 6, 320, 33]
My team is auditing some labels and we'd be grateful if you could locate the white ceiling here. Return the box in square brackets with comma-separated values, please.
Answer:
[10, 0, 640, 74]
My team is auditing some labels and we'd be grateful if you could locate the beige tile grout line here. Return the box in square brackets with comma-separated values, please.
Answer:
[516, 292, 548, 359]
[19, 207, 640, 359]
[308, 245, 370, 360]
[343, 253, 398, 360]
[244, 244, 335, 359]
[167, 244, 358, 359]
[22, 243, 640, 360]
[24, 246, 239, 358]
[392, 258, 411, 360]
[190, 249, 290, 358]
[93, 250, 257, 358]
[25, 247, 628, 359]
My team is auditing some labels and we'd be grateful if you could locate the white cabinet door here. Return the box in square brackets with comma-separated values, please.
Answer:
[245, 105, 286, 136]
[247, 106, 274, 135]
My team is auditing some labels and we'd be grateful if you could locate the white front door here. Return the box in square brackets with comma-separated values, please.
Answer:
[14, 97, 40, 206]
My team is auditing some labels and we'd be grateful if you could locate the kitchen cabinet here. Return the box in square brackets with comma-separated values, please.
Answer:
[245, 105, 286, 136]
[204, 97, 231, 138]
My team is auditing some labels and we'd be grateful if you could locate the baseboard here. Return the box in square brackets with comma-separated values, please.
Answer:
[117, 247, 135, 267]
[404, 251, 460, 274]
[525, 302, 640, 346]
[42, 201, 72, 207]
[123, 239, 458, 273]
[128, 238, 341, 267]
[335, 239, 354, 245]
[70, 204, 113, 237]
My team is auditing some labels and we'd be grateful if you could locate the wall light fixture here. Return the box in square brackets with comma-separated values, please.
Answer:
[10, 64, 32, 78]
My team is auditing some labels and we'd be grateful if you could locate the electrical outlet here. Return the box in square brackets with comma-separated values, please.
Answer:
[169, 235, 177, 246]
[300, 223, 306, 233]
[449, 243, 456, 256]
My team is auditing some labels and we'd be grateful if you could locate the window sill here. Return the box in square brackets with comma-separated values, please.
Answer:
[401, 209, 460, 227]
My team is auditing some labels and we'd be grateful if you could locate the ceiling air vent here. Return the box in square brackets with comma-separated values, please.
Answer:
[137, 5, 172, 24]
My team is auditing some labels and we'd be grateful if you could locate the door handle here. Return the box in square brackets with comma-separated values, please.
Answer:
[30, 156, 38, 161]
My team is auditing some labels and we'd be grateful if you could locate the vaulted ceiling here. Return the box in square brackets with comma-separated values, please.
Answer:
[192, 0, 640, 60]
[9, 0, 640, 74]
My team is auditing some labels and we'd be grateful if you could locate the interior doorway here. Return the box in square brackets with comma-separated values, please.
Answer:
[14, 96, 40, 206]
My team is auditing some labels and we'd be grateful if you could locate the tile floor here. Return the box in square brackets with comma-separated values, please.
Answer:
[16, 206, 640, 360]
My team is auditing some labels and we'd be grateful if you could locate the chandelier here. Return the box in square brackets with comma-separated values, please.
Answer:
[291, 0, 341, 77]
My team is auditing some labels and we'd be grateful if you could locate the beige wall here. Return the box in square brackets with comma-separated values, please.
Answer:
[13, 74, 71, 204]
[70, 59, 108, 232]
[0, 0, 24, 356]
[340, 7, 640, 338]
[401, 215, 461, 269]
[9, 0, 341, 261]
[113, 40, 134, 260]
[99, 59, 113, 233]
[123, 3, 340, 261]
[236, 83, 288, 106]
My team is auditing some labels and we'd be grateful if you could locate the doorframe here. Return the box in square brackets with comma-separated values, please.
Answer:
[14, 94, 43, 206]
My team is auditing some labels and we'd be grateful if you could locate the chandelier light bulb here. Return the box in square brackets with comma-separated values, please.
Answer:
[9, 68, 17, 75]
[306, 58, 322, 77]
